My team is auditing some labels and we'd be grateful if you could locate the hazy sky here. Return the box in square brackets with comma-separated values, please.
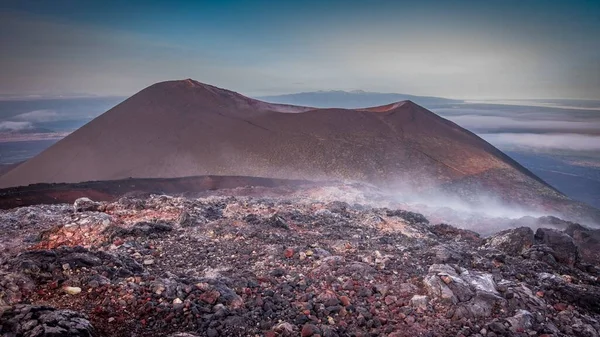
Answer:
[1, 0, 599, 99]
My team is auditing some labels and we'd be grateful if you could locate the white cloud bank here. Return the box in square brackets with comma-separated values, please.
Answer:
[446, 114, 600, 132]
[0, 121, 33, 131]
[13, 110, 60, 122]
[480, 133, 600, 151]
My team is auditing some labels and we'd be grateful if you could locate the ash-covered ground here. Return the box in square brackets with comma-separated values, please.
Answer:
[1, 183, 600, 337]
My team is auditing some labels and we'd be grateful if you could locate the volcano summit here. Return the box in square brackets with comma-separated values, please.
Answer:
[0, 79, 596, 224]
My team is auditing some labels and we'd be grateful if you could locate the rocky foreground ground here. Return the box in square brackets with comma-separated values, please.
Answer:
[1, 184, 600, 337]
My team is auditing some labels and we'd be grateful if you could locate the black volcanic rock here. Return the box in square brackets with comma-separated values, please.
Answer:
[73, 197, 102, 212]
[0, 305, 96, 337]
[565, 223, 600, 266]
[535, 228, 580, 266]
[485, 227, 535, 256]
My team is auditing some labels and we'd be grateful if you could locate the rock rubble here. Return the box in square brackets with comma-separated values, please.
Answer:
[1, 187, 599, 336]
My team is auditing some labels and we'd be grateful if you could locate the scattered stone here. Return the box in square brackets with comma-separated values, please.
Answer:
[410, 295, 428, 310]
[0, 305, 96, 336]
[301, 323, 320, 337]
[565, 223, 600, 265]
[74, 197, 102, 212]
[485, 227, 535, 255]
[553, 303, 568, 311]
[386, 209, 429, 224]
[384, 295, 397, 305]
[535, 228, 579, 266]
[284, 248, 295, 258]
[273, 322, 296, 334]
[266, 214, 289, 230]
[177, 211, 196, 227]
[505, 309, 533, 333]
[124, 220, 173, 237]
[199, 290, 220, 304]
[63, 286, 82, 295]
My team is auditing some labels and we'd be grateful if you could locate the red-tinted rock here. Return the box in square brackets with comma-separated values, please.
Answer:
[384, 295, 397, 305]
[301, 323, 320, 337]
[198, 290, 220, 304]
[284, 248, 294, 258]
[554, 303, 568, 311]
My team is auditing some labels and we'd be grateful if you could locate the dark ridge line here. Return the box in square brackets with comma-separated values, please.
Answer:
[0, 175, 325, 209]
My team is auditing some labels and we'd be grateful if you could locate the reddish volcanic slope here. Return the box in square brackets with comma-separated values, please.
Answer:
[0, 79, 563, 206]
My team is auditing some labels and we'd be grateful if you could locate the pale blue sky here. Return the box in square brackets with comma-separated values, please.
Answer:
[1, 0, 599, 99]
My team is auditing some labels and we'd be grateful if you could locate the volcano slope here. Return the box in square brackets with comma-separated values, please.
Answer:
[2, 184, 600, 337]
[1, 79, 595, 224]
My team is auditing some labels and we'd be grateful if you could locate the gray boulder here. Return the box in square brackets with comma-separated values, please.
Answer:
[565, 223, 600, 266]
[73, 197, 102, 212]
[0, 305, 96, 336]
[535, 228, 579, 266]
[484, 227, 535, 256]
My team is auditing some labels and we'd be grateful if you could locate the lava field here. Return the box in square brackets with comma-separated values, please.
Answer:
[1, 184, 600, 337]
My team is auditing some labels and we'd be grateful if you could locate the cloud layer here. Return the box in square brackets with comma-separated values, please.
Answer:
[12, 110, 60, 122]
[446, 114, 600, 133]
[480, 133, 600, 152]
[432, 102, 600, 154]
[0, 121, 33, 131]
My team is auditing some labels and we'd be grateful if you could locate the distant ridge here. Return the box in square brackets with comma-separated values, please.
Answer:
[256, 90, 462, 109]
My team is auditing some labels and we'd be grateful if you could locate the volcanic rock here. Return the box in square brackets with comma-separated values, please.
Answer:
[565, 223, 600, 266]
[484, 226, 535, 256]
[63, 286, 82, 295]
[505, 309, 534, 333]
[301, 323, 320, 337]
[73, 198, 102, 213]
[1, 185, 600, 337]
[0, 305, 96, 337]
[535, 228, 580, 266]
[409, 295, 428, 310]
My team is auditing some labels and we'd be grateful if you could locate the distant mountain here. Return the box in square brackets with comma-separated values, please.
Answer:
[0, 79, 522, 189]
[256, 90, 462, 109]
[1, 79, 598, 224]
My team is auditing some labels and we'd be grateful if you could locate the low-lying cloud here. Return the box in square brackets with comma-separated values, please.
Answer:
[444, 114, 600, 133]
[480, 133, 600, 151]
[0, 121, 33, 131]
[431, 102, 600, 156]
[13, 109, 60, 122]
[465, 100, 600, 111]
